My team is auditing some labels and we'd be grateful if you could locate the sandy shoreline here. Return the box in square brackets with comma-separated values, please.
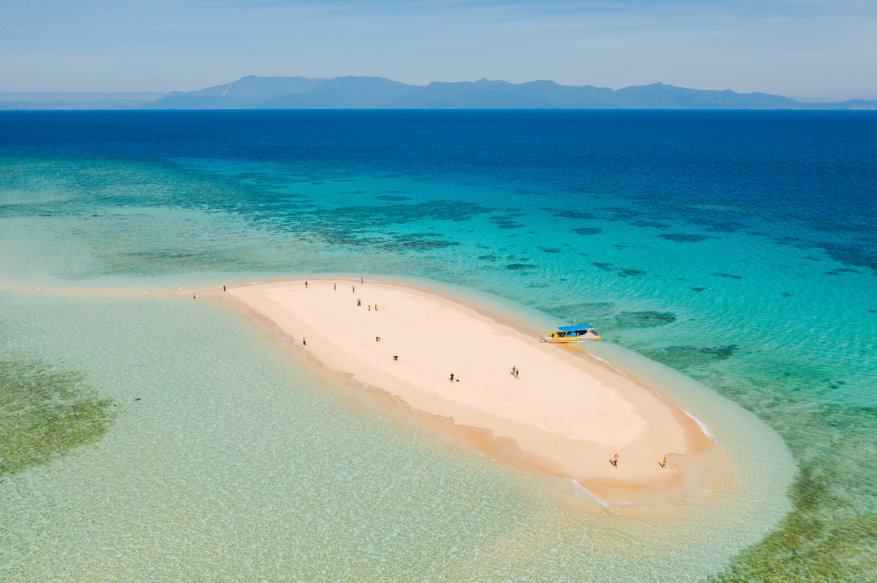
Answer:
[228, 278, 718, 504]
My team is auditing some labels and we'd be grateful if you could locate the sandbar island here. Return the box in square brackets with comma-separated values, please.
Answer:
[229, 279, 717, 505]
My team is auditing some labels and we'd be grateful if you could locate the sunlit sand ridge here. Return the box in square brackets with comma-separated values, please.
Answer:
[230, 278, 718, 505]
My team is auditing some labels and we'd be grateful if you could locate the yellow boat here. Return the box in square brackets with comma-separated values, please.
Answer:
[540, 324, 600, 343]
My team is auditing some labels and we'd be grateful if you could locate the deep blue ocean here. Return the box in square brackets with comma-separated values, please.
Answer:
[1, 110, 875, 581]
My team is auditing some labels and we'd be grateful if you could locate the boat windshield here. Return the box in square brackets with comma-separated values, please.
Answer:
[545, 327, 598, 339]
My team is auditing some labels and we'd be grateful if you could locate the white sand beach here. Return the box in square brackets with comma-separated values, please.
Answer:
[229, 278, 716, 501]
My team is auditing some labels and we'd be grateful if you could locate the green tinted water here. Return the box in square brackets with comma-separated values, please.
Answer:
[0, 288, 791, 582]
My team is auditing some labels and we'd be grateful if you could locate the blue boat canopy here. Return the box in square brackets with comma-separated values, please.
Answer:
[557, 325, 593, 332]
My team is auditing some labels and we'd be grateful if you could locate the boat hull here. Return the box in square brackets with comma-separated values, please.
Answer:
[540, 335, 600, 343]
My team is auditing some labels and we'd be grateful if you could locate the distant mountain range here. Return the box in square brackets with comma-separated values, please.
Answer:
[3, 76, 876, 110]
[0, 91, 165, 110]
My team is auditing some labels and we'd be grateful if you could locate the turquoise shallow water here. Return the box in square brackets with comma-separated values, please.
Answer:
[1, 111, 876, 580]
[0, 291, 791, 582]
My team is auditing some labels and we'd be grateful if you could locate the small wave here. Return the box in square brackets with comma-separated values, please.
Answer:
[564, 478, 610, 510]
[681, 408, 718, 444]
[589, 354, 630, 377]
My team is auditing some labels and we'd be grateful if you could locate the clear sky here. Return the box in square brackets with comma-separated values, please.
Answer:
[2, 0, 876, 98]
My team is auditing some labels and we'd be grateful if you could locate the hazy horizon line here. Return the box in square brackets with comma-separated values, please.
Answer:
[3, 75, 877, 104]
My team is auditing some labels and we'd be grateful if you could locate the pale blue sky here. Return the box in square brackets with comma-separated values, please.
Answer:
[2, 0, 875, 97]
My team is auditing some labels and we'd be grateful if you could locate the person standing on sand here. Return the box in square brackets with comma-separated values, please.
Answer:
[375, 305, 378, 311]
[303, 337, 306, 346]
[334, 283, 336, 290]
[357, 299, 361, 306]
[368, 305, 371, 311]
[450, 373, 454, 383]
[361, 277, 363, 283]
[223, 285, 226, 292]
[352, 285, 355, 293]
[610, 454, 619, 467]
[305, 281, 308, 288]
[661, 457, 667, 469]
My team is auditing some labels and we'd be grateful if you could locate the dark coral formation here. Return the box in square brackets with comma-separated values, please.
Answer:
[0, 358, 116, 479]
[643, 344, 738, 368]
[614, 311, 676, 328]
[659, 233, 712, 243]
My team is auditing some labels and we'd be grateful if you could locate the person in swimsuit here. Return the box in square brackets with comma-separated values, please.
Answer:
[305, 281, 308, 288]
[223, 285, 226, 292]
[352, 285, 355, 293]
[357, 299, 361, 306]
[375, 305, 378, 311]
[610, 454, 619, 467]
[661, 457, 667, 469]
[334, 283, 336, 290]
[302, 337, 306, 346]
[376, 336, 380, 342]
[450, 373, 454, 383]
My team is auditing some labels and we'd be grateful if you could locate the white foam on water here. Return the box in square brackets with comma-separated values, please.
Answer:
[681, 407, 719, 444]
[588, 353, 631, 377]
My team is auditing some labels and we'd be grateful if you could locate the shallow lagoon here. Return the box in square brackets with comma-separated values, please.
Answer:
[0, 290, 793, 582]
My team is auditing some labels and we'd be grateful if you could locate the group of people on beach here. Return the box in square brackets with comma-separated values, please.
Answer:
[609, 454, 668, 469]
[449, 367, 520, 383]
[192, 284, 229, 298]
[301, 279, 379, 350]
[306, 280, 359, 292]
